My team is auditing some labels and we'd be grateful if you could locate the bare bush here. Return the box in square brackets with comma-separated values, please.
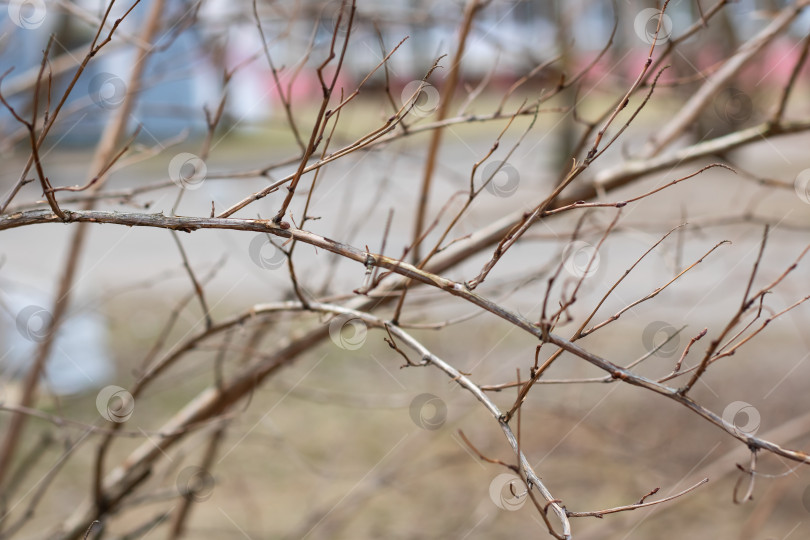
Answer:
[1, 1, 810, 538]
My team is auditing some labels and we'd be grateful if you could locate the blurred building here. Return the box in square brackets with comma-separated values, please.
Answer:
[0, 0, 806, 145]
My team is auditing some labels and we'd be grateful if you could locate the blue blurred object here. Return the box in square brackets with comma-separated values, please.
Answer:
[0, 287, 113, 396]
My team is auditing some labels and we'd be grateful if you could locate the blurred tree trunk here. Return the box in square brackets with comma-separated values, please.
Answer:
[552, 0, 576, 173]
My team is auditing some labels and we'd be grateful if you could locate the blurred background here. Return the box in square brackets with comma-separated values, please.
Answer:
[1, 0, 810, 538]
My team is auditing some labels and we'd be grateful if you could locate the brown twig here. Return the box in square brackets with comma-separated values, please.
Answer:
[272, 0, 355, 224]
[411, 0, 486, 262]
[170, 231, 213, 330]
[566, 478, 709, 518]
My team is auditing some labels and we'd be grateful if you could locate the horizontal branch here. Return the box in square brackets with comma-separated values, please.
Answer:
[10, 209, 810, 468]
[595, 119, 810, 187]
